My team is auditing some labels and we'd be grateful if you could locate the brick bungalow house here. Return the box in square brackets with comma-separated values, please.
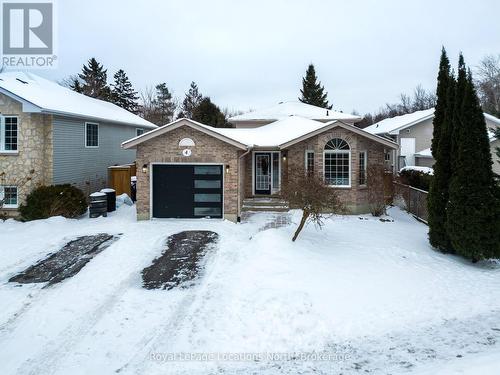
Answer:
[122, 102, 398, 222]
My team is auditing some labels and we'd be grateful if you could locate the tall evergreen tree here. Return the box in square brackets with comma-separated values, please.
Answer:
[111, 69, 139, 113]
[75, 58, 111, 100]
[299, 64, 331, 109]
[428, 48, 454, 251]
[179, 81, 203, 119]
[191, 97, 229, 128]
[446, 56, 500, 261]
[151, 83, 177, 125]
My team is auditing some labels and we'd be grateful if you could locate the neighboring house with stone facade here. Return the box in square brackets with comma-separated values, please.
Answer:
[122, 101, 398, 222]
[0, 72, 156, 217]
[364, 108, 500, 175]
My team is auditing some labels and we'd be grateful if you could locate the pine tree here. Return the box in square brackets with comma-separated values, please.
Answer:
[299, 64, 331, 108]
[76, 58, 111, 100]
[111, 69, 139, 113]
[179, 81, 203, 119]
[428, 48, 454, 251]
[191, 97, 229, 128]
[151, 83, 176, 125]
[446, 56, 500, 261]
[69, 77, 83, 93]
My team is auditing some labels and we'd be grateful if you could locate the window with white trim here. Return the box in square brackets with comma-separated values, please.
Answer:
[324, 138, 351, 187]
[359, 151, 367, 185]
[136, 128, 145, 137]
[0, 116, 18, 152]
[0, 186, 18, 208]
[85, 123, 99, 147]
[305, 150, 314, 174]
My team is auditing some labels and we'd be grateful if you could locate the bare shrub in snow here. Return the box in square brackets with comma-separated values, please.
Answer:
[367, 165, 387, 216]
[281, 170, 343, 241]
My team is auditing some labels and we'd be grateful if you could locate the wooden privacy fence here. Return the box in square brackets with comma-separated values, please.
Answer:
[108, 163, 136, 197]
[393, 181, 429, 224]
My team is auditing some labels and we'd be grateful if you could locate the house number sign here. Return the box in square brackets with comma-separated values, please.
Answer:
[182, 149, 192, 157]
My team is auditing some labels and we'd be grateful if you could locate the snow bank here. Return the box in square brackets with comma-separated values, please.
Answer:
[400, 166, 434, 175]
[1, 206, 500, 374]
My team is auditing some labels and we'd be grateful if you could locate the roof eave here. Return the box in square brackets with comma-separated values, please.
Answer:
[388, 113, 435, 135]
[41, 109, 157, 129]
[279, 120, 399, 150]
[122, 118, 248, 150]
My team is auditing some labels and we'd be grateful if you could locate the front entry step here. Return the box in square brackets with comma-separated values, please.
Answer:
[242, 197, 289, 212]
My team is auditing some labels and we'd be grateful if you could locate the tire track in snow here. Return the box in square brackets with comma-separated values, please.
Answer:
[16, 273, 138, 375]
[115, 237, 226, 374]
[13, 233, 165, 375]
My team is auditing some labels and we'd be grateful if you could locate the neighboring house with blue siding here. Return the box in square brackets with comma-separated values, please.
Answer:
[0, 72, 156, 216]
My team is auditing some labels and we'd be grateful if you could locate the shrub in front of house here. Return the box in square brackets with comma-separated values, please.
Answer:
[19, 184, 87, 221]
[399, 169, 433, 191]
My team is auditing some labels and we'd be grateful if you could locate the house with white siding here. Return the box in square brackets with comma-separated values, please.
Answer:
[0, 72, 156, 216]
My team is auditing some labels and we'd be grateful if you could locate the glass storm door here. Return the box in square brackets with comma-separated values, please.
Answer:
[255, 153, 272, 195]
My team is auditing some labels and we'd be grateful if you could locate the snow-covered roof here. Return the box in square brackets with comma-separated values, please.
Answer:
[364, 108, 435, 135]
[365, 108, 500, 136]
[202, 116, 335, 147]
[414, 148, 433, 158]
[485, 113, 500, 126]
[122, 116, 398, 150]
[228, 101, 361, 123]
[0, 72, 156, 128]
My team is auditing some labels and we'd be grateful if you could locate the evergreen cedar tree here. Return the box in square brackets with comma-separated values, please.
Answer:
[444, 54, 500, 261]
[111, 69, 139, 114]
[179, 81, 203, 119]
[299, 64, 332, 109]
[428, 48, 454, 251]
[191, 97, 230, 128]
[71, 58, 112, 100]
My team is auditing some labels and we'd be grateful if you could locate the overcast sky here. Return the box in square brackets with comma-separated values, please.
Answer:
[35, 0, 500, 115]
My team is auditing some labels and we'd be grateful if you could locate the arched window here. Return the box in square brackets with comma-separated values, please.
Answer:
[324, 138, 351, 187]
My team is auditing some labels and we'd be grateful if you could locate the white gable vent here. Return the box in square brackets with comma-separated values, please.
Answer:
[179, 137, 195, 147]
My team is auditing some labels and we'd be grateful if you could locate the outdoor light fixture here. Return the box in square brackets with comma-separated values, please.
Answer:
[225, 164, 230, 174]
[142, 164, 148, 173]
[282, 152, 287, 162]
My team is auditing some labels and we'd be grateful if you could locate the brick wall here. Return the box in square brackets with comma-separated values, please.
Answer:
[284, 126, 386, 213]
[135, 125, 242, 221]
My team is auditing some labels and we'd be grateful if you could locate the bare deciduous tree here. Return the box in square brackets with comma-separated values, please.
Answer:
[476, 54, 500, 117]
[356, 85, 437, 128]
[281, 170, 343, 241]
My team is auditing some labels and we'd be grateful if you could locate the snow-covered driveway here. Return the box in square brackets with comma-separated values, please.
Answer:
[1, 206, 499, 374]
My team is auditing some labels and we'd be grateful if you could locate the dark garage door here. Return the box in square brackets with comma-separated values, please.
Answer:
[152, 164, 223, 219]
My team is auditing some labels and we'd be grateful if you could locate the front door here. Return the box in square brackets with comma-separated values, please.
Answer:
[254, 153, 272, 195]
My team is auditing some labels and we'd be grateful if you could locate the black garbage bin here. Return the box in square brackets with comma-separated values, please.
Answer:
[89, 192, 107, 218]
[100, 188, 116, 212]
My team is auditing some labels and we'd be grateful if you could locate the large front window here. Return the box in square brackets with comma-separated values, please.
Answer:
[324, 138, 351, 187]
[0, 116, 18, 152]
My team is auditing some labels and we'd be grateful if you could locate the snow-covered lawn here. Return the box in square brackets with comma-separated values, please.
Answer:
[1, 206, 499, 374]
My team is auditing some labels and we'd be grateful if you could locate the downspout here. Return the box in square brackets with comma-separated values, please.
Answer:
[237, 145, 253, 222]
